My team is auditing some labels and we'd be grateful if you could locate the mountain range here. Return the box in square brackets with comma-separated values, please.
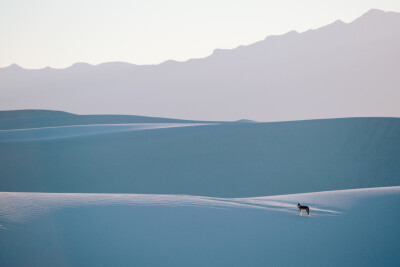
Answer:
[1, 9, 400, 121]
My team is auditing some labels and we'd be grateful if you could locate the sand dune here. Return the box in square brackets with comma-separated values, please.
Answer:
[1, 187, 399, 266]
[1, 116, 399, 196]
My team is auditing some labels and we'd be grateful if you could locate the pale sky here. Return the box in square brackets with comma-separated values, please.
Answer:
[1, 0, 400, 69]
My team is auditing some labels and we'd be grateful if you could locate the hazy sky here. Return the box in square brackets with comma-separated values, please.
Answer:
[1, 0, 400, 69]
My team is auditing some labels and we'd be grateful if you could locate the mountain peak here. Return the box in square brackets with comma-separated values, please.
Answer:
[351, 9, 400, 26]
[358, 8, 387, 20]
[333, 19, 345, 25]
[7, 63, 23, 70]
[364, 8, 386, 16]
[70, 62, 93, 68]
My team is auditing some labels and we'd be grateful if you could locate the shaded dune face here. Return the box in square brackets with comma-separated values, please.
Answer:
[0, 117, 399, 197]
[0, 187, 399, 266]
[0, 123, 207, 142]
[0, 110, 216, 130]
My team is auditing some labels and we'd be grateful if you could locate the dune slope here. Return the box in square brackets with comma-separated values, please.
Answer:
[1, 117, 399, 197]
[0, 110, 213, 130]
[0, 187, 399, 266]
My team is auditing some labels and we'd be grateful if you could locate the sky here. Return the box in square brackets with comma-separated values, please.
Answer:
[1, 0, 400, 69]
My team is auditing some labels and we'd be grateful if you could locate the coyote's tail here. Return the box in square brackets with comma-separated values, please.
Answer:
[306, 208, 310, 215]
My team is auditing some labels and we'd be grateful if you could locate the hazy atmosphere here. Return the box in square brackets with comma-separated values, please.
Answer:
[1, 0, 400, 69]
[2, 8, 400, 121]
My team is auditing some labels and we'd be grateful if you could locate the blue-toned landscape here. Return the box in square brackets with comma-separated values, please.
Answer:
[1, 187, 400, 266]
[1, 110, 400, 266]
[1, 5, 400, 267]
[1, 110, 400, 197]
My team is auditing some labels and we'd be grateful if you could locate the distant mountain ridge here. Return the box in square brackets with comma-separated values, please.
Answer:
[0, 109, 216, 130]
[1, 9, 400, 121]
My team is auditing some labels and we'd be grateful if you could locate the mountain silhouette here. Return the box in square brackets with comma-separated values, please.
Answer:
[1, 9, 399, 121]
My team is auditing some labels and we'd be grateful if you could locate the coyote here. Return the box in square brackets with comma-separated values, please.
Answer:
[297, 203, 310, 216]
